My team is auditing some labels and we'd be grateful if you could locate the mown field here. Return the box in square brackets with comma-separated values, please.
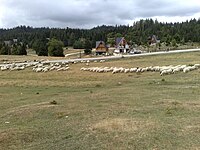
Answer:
[0, 52, 200, 150]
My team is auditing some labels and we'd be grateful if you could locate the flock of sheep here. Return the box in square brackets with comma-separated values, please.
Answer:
[0, 61, 70, 72]
[1, 58, 200, 76]
[0, 59, 106, 73]
[80, 64, 200, 76]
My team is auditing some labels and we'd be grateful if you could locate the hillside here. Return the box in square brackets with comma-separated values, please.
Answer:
[0, 18, 200, 49]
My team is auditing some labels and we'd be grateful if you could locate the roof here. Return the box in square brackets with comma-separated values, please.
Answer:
[152, 35, 157, 40]
[116, 37, 123, 46]
[150, 35, 160, 44]
[116, 37, 125, 47]
[4, 40, 12, 46]
[96, 41, 106, 49]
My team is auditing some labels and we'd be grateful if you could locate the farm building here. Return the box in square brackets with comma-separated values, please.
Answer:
[4, 40, 13, 46]
[4, 39, 18, 46]
[115, 37, 130, 53]
[95, 41, 108, 55]
[148, 35, 160, 46]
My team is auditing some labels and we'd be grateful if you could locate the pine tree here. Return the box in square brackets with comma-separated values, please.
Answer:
[84, 39, 92, 55]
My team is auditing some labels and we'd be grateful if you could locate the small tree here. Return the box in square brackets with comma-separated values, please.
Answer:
[84, 39, 92, 55]
[0, 45, 11, 55]
[33, 39, 48, 56]
[73, 40, 84, 49]
[18, 44, 27, 55]
[172, 39, 178, 48]
[48, 38, 64, 57]
[180, 38, 185, 45]
[0, 43, 2, 50]
[11, 44, 27, 55]
[174, 33, 181, 43]
[11, 44, 19, 55]
[166, 34, 171, 46]
[107, 37, 115, 46]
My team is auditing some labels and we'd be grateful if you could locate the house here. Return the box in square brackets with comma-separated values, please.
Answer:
[148, 35, 160, 46]
[4, 39, 18, 46]
[4, 40, 13, 46]
[115, 37, 129, 53]
[13, 39, 18, 43]
[95, 41, 108, 55]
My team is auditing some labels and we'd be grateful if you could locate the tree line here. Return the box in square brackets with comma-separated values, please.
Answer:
[0, 18, 199, 56]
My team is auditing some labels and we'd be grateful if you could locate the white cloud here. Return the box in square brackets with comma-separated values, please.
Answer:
[0, 0, 199, 28]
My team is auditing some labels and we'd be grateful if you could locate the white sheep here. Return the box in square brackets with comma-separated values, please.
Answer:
[130, 68, 137, 73]
[35, 67, 43, 72]
[1, 65, 9, 71]
[112, 67, 121, 74]
[57, 67, 65, 71]
[124, 68, 130, 73]
[100, 60, 105, 63]
[194, 64, 200, 68]
[136, 68, 142, 73]
[160, 68, 173, 76]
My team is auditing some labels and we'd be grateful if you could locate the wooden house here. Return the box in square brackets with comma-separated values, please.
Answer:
[95, 41, 108, 55]
[115, 37, 129, 53]
[148, 35, 160, 46]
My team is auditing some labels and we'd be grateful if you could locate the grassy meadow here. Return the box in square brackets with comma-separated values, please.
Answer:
[0, 52, 200, 149]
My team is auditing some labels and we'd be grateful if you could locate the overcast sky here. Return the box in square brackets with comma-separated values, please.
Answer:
[0, 0, 200, 29]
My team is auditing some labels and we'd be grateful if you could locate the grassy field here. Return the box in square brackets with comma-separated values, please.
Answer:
[0, 52, 200, 150]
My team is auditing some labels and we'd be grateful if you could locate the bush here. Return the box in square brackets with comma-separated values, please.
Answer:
[48, 38, 64, 57]
[73, 40, 84, 49]
[0, 45, 11, 55]
[32, 39, 48, 56]
[84, 49, 92, 55]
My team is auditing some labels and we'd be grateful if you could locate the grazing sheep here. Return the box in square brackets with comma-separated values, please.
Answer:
[194, 64, 200, 68]
[136, 68, 142, 73]
[183, 67, 190, 73]
[97, 68, 105, 73]
[15, 65, 25, 71]
[173, 67, 182, 74]
[160, 68, 173, 76]
[49, 66, 56, 71]
[141, 67, 148, 72]
[1, 65, 9, 71]
[57, 67, 66, 71]
[112, 68, 121, 74]
[124, 68, 130, 73]
[81, 60, 86, 63]
[104, 67, 114, 72]
[79, 63, 200, 76]
[35, 67, 43, 72]
[42, 67, 50, 72]
[100, 60, 105, 63]
[130, 68, 137, 73]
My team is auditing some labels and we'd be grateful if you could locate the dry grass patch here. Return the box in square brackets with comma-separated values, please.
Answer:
[0, 128, 41, 148]
[185, 125, 200, 131]
[0, 55, 66, 63]
[1, 102, 58, 119]
[153, 99, 200, 110]
[90, 118, 156, 132]
[0, 128, 21, 143]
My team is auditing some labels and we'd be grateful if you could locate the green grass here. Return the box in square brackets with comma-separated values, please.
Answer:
[0, 52, 200, 149]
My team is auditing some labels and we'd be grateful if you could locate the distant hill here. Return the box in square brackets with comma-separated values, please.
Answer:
[0, 18, 200, 48]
